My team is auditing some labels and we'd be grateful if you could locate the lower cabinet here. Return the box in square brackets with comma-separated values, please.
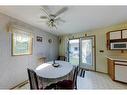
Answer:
[115, 62, 127, 83]
[107, 58, 127, 83]
[107, 59, 115, 80]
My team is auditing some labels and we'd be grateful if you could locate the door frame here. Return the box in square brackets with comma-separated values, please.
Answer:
[67, 35, 96, 71]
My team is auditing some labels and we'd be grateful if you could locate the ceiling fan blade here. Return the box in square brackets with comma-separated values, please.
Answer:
[55, 17, 66, 23]
[54, 17, 60, 21]
[41, 7, 51, 19]
[38, 20, 47, 22]
[54, 7, 68, 17]
[40, 16, 48, 19]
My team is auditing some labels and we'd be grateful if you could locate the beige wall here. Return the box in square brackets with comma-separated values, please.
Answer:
[59, 22, 127, 73]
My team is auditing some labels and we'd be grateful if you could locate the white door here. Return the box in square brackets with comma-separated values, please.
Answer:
[80, 36, 95, 70]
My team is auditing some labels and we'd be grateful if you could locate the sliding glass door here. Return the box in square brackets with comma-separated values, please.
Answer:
[68, 36, 95, 71]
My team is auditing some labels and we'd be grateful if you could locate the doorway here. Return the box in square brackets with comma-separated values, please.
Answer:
[68, 36, 95, 71]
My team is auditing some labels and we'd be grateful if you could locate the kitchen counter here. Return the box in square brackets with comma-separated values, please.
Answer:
[106, 56, 127, 62]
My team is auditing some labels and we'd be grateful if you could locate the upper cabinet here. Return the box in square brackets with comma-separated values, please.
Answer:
[106, 29, 127, 50]
[109, 31, 121, 40]
[122, 30, 127, 39]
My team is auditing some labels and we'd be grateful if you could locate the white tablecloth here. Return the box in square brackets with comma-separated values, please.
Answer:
[35, 60, 74, 87]
[35, 60, 73, 79]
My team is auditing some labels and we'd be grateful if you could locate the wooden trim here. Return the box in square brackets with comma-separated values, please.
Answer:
[112, 60, 115, 80]
[120, 31, 124, 53]
[115, 60, 127, 63]
[110, 49, 127, 51]
[10, 80, 28, 89]
[93, 70, 107, 74]
[114, 80, 127, 84]
[108, 29, 127, 33]
[115, 63, 127, 66]
[84, 69, 108, 75]
[110, 38, 127, 42]
[106, 32, 110, 50]
[121, 50, 124, 53]
[121, 30, 122, 39]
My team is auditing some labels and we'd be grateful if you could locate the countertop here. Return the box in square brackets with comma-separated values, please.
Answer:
[106, 56, 127, 61]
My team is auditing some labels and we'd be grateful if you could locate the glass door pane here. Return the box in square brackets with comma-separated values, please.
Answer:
[68, 39, 79, 65]
[82, 39, 92, 65]
[80, 37, 95, 70]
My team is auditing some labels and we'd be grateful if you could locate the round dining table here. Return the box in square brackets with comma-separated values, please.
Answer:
[35, 60, 73, 79]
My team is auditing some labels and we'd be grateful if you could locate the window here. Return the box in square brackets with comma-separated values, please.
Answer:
[11, 27, 33, 56]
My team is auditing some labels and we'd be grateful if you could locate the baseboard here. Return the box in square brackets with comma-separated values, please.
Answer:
[10, 80, 28, 90]
[114, 80, 127, 84]
[85, 69, 107, 74]
[95, 70, 108, 74]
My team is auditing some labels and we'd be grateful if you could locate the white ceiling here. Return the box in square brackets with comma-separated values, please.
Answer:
[0, 6, 127, 35]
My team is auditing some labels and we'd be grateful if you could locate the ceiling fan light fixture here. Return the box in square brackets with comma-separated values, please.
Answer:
[40, 6, 68, 31]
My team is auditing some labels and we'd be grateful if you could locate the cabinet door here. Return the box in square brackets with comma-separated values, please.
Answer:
[115, 64, 127, 83]
[122, 30, 127, 39]
[107, 59, 115, 80]
[110, 31, 121, 40]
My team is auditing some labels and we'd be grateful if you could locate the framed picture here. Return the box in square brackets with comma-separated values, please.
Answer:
[36, 36, 43, 42]
[12, 30, 33, 56]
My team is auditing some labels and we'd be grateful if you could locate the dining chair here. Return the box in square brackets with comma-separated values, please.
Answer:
[56, 66, 79, 89]
[27, 68, 39, 89]
[57, 56, 66, 61]
[78, 67, 86, 78]
[27, 68, 58, 90]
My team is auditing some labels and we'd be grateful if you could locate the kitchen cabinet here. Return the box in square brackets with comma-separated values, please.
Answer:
[107, 58, 115, 80]
[107, 58, 127, 83]
[122, 30, 127, 39]
[106, 29, 127, 50]
[115, 62, 127, 83]
[109, 31, 121, 40]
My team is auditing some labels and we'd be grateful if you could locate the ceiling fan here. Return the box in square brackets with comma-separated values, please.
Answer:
[40, 6, 68, 29]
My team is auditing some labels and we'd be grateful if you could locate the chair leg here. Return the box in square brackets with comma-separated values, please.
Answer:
[82, 70, 85, 77]
[80, 69, 83, 77]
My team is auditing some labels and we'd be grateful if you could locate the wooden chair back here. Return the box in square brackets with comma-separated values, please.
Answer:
[27, 68, 39, 89]
[57, 56, 66, 61]
[72, 66, 79, 89]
